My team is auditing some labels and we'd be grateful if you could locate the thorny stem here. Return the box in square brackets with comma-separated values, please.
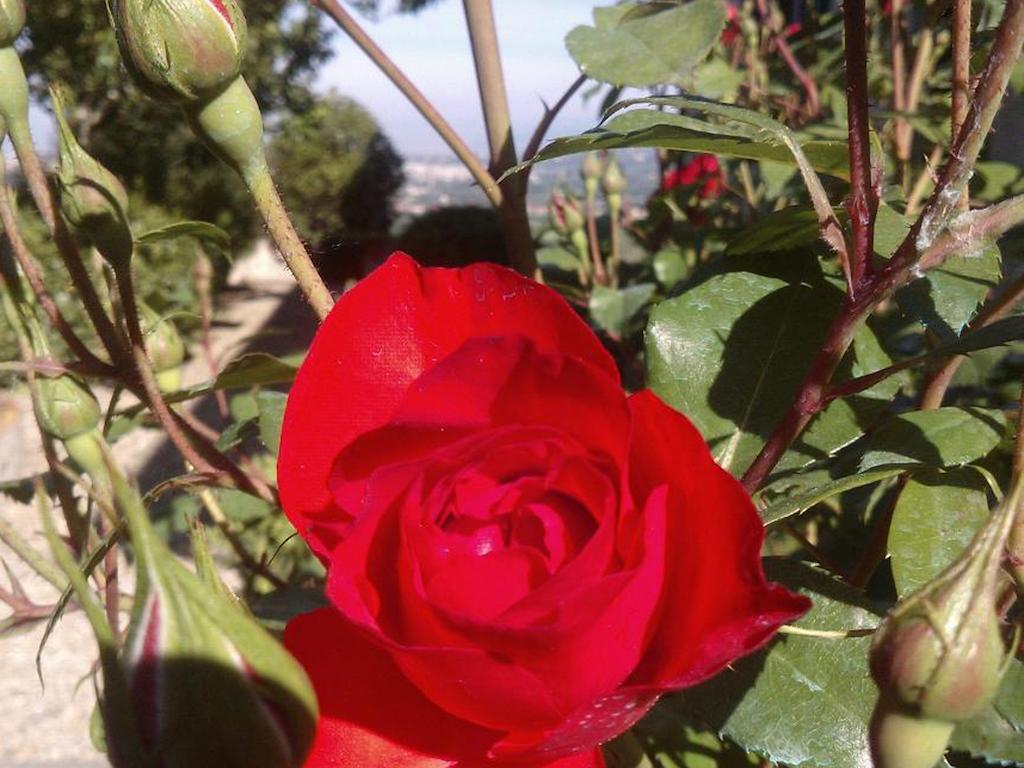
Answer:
[6, 118, 124, 365]
[0, 159, 114, 375]
[843, 2, 878, 290]
[584, 197, 607, 285]
[890, 0, 908, 182]
[311, 0, 503, 210]
[521, 75, 587, 173]
[243, 160, 334, 321]
[741, 0, 1024, 494]
[462, 0, 538, 277]
[952, 0, 972, 212]
[115, 268, 278, 505]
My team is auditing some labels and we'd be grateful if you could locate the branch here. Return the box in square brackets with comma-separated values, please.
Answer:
[740, 0, 1024, 493]
[952, 0, 971, 212]
[843, 1, 878, 290]
[311, 0, 503, 210]
[520, 74, 587, 192]
[462, 0, 538, 276]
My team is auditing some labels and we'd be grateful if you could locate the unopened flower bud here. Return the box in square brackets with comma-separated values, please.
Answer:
[33, 372, 102, 443]
[602, 156, 628, 197]
[560, 190, 586, 234]
[0, 0, 25, 47]
[581, 152, 602, 202]
[110, 0, 247, 103]
[115, 469, 317, 767]
[548, 191, 569, 236]
[51, 87, 133, 271]
[139, 302, 184, 392]
[868, 482, 1020, 768]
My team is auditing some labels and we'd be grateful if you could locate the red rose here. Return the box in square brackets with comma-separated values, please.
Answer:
[279, 253, 809, 767]
[661, 154, 723, 199]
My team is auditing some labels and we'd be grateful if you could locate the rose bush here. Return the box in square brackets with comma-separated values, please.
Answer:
[278, 253, 810, 767]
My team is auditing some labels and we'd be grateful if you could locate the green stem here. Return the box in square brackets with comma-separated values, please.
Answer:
[0, 48, 124, 365]
[243, 158, 335, 320]
[0, 515, 68, 592]
[461, 0, 537, 277]
[312, 0, 502, 210]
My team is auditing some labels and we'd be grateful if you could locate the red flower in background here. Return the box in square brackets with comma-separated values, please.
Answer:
[278, 253, 809, 767]
[661, 154, 724, 199]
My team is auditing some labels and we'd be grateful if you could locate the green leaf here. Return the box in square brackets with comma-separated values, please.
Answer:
[972, 160, 1024, 203]
[683, 559, 881, 768]
[653, 246, 690, 288]
[759, 466, 907, 525]
[525, 109, 849, 180]
[857, 407, 1005, 471]
[589, 283, 656, 337]
[887, 468, 991, 595]
[566, 0, 726, 87]
[899, 246, 1002, 336]
[646, 259, 897, 476]
[136, 353, 302, 413]
[725, 206, 823, 256]
[250, 587, 329, 634]
[135, 220, 231, 251]
[256, 390, 287, 456]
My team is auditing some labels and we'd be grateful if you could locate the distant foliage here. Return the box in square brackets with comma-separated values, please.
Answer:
[269, 93, 404, 245]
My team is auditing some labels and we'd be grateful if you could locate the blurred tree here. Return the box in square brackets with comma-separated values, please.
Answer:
[20, 1, 335, 244]
[269, 93, 404, 244]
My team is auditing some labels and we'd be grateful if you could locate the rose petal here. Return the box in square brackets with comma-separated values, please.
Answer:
[624, 390, 811, 687]
[284, 608, 500, 768]
[279, 254, 618, 558]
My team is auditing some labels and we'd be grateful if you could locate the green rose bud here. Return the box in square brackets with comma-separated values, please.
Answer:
[109, 0, 247, 103]
[114, 469, 317, 767]
[33, 372, 102, 444]
[581, 152, 602, 202]
[139, 302, 185, 392]
[0, 0, 25, 47]
[51, 86, 134, 271]
[601, 156, 628, 196]
[868, 481, 1020, 768]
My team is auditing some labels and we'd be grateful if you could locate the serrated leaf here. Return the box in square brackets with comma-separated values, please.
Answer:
[135, 220, 231, 251]
[887, 468, 991, 595]
[646, 260, 897, 476]
[857, 407, 1004, 471]
[759, 465, 906, 525]
[682, 560, 881, 768]
[589, 283, 656, 337]
[725, 206, 823, 256]
[899, 245, 1002, 336]
[566, 0, 726, 87]
[524, 109, 849, 180]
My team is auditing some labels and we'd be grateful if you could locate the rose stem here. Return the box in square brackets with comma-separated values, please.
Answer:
[462, 0, 538, 277]
[311, 0, 502, 211]
[843, 0, 877, 289]
[741, 0, 1024, 494]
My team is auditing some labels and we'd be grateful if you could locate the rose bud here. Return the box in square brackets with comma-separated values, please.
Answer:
[26, 319, 107, 483]
[581, 151, 603, 203]
[868, 480, 1020, 768]
[51, 86, 134, 271]
[109, 0, 247, 104]
[548, 190, 570, 236]
[0, 0, 25, 47]
[113, 463, 318, 767]
[602, 157, 627, 229]
[138, 301, 185, 392]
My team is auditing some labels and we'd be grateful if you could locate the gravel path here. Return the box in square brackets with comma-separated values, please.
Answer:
[0, 243, 309, 766]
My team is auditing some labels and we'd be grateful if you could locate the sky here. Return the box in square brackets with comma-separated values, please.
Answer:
[316, 0, 606, 158]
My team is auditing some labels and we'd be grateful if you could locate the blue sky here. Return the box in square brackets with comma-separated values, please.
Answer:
[317, 0, 605, 157]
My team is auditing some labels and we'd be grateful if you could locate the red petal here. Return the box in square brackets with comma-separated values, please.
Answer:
[284, 608, 499, 768]
[279, 253, 618, 558]
[624, 390, 811, 687]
